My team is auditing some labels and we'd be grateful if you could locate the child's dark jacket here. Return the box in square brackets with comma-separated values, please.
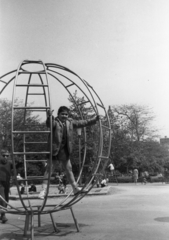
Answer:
[46, 116, 98, 156]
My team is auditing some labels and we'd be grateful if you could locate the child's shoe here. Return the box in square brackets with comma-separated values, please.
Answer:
[73, 187, 88, 195]
[38, 188, 47, 199]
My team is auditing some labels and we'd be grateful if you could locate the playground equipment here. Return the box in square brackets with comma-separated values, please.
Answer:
[0, 60, 111, 239]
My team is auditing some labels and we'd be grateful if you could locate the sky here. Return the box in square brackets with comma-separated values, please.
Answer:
[1, 0, 169, 138]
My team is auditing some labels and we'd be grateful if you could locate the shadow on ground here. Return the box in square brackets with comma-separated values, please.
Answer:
[0, 222, 89, 239]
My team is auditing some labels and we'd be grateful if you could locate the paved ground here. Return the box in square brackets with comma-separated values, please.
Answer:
[0, 182, 169, 240]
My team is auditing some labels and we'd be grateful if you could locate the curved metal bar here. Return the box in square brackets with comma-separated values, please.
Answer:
[83, 79, 111, 157]
[22, 73, 34, 213]
[0, 60, 111, 225]
[0, 76, 16, 95]
[46, 68, 97, 111]
[0, 69, 17, 79]
[11, 60, 29, 212]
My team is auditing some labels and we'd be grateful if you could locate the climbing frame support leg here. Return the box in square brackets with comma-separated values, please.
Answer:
[70, 207, 80, 232]
[24, 214, 30, 236]
[23, 213, 35, 240]
[37, 206, 41, 227]
[50, 212, 60, 233]
[30, 213, 34, 240]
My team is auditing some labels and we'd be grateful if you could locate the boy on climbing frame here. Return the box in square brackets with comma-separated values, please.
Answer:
[39, 106, 100, 199]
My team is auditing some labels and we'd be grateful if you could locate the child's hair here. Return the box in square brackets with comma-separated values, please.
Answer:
[58, 106, 70, 115]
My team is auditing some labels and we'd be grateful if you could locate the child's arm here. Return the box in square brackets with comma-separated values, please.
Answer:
[72, 115, 100, 128]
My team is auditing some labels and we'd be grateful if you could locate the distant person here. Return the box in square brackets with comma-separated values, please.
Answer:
[158, 173, 164, 183]
[133, 168, 138, 184]
[57, 174, 66, 194]
[62, 174, 67, 190]
[0, 150, 13, 223]
[54, 172, 59, 179]
[144, 171, 149, 182]
[96, 179, 101, 188]
[164, 168, 169, 183]
[38, 106, 100, 199]
[108, 163, 114, 175]
[141, 172, 146, 184]
[17, 173, 23, 186]
[101, 178, 107, 188]
[28, 183, 37, 193]
[20, 183, 25, 194]
[17, 173, 22, 180]
[58, 181, 65, 194]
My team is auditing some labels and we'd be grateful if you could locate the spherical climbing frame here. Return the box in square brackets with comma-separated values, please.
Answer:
[0, 60, 111, 239]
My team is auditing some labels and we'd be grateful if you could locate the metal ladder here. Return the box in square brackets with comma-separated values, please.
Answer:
[11, 60, 53, 210]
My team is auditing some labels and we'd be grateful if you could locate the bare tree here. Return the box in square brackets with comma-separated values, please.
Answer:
[109, 104, 159, 142]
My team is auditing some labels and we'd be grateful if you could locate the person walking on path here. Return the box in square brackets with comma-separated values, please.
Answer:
[141, 171, 146, 184]
[0, 150, 13, 223]
[39, 106, 100, 199]
[133, 168, 139, 184]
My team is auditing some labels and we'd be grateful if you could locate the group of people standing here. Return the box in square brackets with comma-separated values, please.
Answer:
[132, 168, 150, 184]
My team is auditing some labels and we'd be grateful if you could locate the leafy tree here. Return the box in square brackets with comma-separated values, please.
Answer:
[108, 104, 169, 174]
[0, 98, 12, 149]
[0, 98, 47, 178]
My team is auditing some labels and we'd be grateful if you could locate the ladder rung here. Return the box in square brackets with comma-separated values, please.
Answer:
[16, 84, 48, 87]
[97, 103, 105, 109]
[26, 160, 47, 162]
[27, 176, 54, 180]
[13, 151, 50, 155]
[0, 79, 7, 84]
[28, 93, 45, 95]
[12, 131, 50, 134]
[19, 71, 45, 75]
[25, 142, 48, 144]
[13, 107, 50, 110]
[77, 101, 89, 106]
[65, 83, 74, 88]
[24, 124, 46, 127]
[24, 109, 47, 112]
[16, 177, 50, 181]
[23, 60, 42, 63]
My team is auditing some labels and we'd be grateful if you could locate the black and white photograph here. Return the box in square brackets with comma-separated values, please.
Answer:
[0, 1, 169, 240]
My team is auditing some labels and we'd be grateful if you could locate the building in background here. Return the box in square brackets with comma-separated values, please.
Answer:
[160, 136, 169, 151]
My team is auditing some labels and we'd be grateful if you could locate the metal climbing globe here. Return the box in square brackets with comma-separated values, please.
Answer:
[0, 60, 111, 239]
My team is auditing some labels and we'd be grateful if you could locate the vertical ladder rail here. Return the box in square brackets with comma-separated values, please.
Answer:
[11, 60, 53, 213]
[11, 60, 29, 212]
